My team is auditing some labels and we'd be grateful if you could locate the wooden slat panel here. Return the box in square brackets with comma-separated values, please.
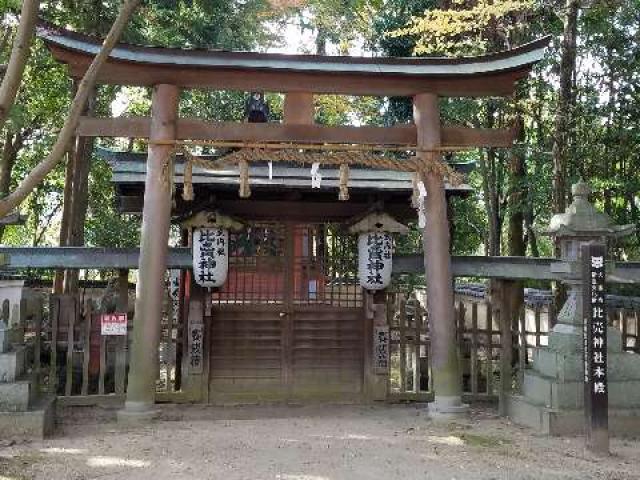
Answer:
[209, 308, 284, 393]
[291, 308, 363, 395]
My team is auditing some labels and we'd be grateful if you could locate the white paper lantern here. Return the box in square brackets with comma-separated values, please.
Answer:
[193, 228, 229, 287]
[358, 232, 393, 290]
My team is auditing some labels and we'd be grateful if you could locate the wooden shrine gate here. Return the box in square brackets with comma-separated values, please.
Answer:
[207, 222, 365, 402]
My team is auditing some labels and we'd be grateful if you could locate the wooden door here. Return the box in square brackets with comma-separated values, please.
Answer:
[208, 222, 364, 402]
[290, 306, 364, 399]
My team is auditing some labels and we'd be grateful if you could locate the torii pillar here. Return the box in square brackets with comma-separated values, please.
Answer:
[119, 84, 179, 422]
[414, 93, 468, 417]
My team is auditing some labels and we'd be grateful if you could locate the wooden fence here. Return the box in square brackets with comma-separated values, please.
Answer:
[387, 287, 640, 402]
[13, 278, 640, 405]
[23, 271, 186, 405]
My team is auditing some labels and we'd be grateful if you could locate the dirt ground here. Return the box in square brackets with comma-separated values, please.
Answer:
[0, 404, 638, 480]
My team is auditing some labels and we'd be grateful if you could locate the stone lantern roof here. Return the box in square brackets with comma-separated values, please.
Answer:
[543, 180, 635, 239]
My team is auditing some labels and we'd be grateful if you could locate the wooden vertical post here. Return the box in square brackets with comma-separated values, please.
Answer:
[115, 269, 129, 395]
[413, 93, 467, 417]
[120, 84, 179, 422]
[284, 93, 314, 125]
[48, 296, 59, 395]
[81, 299, 92, 396]
[582, 243, 609, 455]
[494, 279, 516, 416]
[183, 282, 204, 401]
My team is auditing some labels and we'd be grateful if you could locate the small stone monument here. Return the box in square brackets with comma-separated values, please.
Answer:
[507, 180, 640, 435]
[0, 286, 55, 438]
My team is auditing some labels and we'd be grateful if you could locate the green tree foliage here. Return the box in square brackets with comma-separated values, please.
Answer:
[0, 0, 282, 248]
[1, 0, 638, 265]
[390, 0, 534, 55]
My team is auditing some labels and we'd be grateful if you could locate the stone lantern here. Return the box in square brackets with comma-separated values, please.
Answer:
[544, 180, 634, 343]
[507, 180, 640, 435]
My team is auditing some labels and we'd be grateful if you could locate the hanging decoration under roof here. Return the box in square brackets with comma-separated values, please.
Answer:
[166, 142, 464, 204]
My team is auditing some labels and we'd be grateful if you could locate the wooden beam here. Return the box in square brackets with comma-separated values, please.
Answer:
[284, 93, 314, 124]
[51, 47, 528, 97]
[442, 126, 516, 148]
[78, 117, 150, 138]
[77, 117, 516, 148]
[395, 254, 557, 280]
[1, 247, 638, 283]
[118, 196, 415, 219]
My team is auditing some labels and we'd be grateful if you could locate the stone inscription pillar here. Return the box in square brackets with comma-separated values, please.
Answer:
[120, 84, 179, 422]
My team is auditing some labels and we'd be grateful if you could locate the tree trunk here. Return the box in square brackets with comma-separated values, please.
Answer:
[0, 0, 39, 132]
[551, 0, 579, 315]
[507, 114, 526, 258]
[315, 26, 328, 55]
[479, 101, 501, 257]
[0, 129, 24, 240]
[59, 87, 97, 294]
[53, 147, 76, 294]
[0, 0, 141, 218]
[551, 0, 579, 217]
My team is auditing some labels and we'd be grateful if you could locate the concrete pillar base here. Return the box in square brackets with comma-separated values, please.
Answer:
[117, 402, 159, 425]
[428, 396, 469, 420]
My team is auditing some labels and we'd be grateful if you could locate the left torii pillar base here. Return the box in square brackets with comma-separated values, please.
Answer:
[116, 405, 159, 425]
[118, 84, 179, 423]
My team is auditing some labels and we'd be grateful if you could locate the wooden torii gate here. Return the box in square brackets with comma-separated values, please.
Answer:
[40, 25, 548, 421]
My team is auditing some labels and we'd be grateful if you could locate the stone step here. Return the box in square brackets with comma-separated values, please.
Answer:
[0, 346, 25, 383]
[0, 375, 36, 412]
[533, 348, 640, 382]
[547, 325, 623, 354]
[523, 370, 640, 410]
[0, 396, 55, 439]
[507, 394, 640, 436]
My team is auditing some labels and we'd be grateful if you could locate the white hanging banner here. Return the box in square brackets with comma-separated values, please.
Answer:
[358, 232, 393, 290]
[310, 162, 322, 189]
[168, 270, 180, 301]
[192, 227, 229, 287]
[417, 180, 427, 228]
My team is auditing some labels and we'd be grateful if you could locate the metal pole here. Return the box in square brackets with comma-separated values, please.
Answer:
[119, 84, 179, 422]
[413, 93, 467, 417]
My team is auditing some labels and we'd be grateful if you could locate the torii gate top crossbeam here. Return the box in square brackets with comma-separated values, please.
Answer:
[39, 24, 549, 97]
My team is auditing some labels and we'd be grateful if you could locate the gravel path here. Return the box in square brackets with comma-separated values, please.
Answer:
[0, 404, 638, 480]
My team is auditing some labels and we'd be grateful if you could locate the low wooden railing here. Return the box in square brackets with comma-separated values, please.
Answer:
[386, 286, 639, 403]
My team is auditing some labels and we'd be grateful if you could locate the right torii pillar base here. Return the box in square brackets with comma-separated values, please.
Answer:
[413, 93, 468, 419]
[422, 172, 469, 419]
